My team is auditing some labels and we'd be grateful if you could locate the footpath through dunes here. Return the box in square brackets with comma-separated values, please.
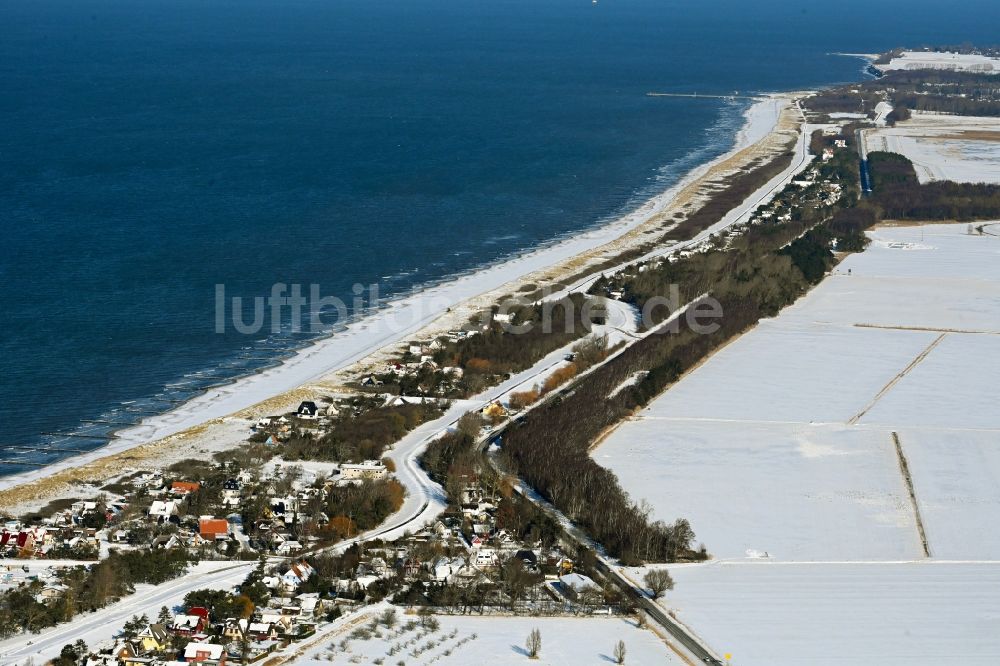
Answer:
[595, 223, 1000, 665]
[0, 95, 805, 516]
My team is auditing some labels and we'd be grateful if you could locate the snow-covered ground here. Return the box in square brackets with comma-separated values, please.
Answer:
[860, 333, 1000, 431]
[864, 113, 1000, 184]
[880, 50, 1000, 74]
[665, 561, 1000, 666]
[293, 611, 684, 666]
[595, 224, 1000, 662]
[633, 321, 937, 424]
[594, 421, 921, 561]
[899, 428, 1000, 560]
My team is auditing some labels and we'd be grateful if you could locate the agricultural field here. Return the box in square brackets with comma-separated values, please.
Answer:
[597, 223, 1000, 663]
[665, 561, 1000, 666]
[864, 114, 1000, 184]
[880, 50, 1000, 74]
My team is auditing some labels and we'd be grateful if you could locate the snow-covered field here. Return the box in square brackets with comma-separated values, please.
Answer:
[293, 612, 683, 666]
[899, 428, 1000, 560]
[594, 421, 921, 561]
[635, 321, 937, 424]
[864, 113, 1000, 184]
[595, 224, 1000, 663]
[665, 561, 1000, 666]
[881, 50, 1000, 74]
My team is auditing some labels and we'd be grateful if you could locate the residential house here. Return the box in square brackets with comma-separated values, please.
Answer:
[116, 642, 152, 666]
[296, 401, 319, 419]
[247, 621, 279, 641]
[171, 481, 201, 497]
[36, 583, 68, 603]
[183, 642, 226, 664]
[149, 500, 180, 522]
[171, 614, 207, 637]
[473, 548, 499, 568]
[280, 561, 315, 593]
[275, 540, 302, 556]
[138, 624, 171, 653]
[151, 534, 181, 550]
[295, 593, 320, 618]
[514, 549, 539, 572]
[258, 610, 293, 633]
[339, 460, 387, 481]
[198, 517, 230, 541]
[559, 572, 598, 596]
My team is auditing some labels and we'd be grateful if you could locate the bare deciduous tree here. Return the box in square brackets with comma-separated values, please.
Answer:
[643, 568, 674, 600]
[526, 627, 542, 659]
[614, 639, 627, 664]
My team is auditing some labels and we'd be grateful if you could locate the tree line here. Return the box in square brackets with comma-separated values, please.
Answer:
[868, 151, 1000, 219]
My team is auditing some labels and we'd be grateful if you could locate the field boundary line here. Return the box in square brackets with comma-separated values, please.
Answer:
[892, 431, 931, 558]
[848, 333, 947, 425]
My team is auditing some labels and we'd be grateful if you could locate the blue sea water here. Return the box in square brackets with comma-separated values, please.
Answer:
[2, 0, 1000, 475]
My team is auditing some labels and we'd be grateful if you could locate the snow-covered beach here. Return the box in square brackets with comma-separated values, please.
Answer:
[0, 93, 802, 509]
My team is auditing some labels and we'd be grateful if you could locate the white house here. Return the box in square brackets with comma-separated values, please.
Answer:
[559, 572, 598, 595]
[473, 548, 499, 568]
[148, 500, 179, 521]
[183, 643, 225, 663]
[280, 561, 316, 592]
[339, 460, 387, 481]
[276, 540, 303, 556]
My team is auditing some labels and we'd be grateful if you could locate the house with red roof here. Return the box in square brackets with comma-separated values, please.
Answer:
[198, 518, 230, 541]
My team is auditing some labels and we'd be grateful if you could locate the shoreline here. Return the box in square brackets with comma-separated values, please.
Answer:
[0, 91, 806, 512]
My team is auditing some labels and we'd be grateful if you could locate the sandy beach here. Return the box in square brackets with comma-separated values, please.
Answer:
[0, 92, 805, 514]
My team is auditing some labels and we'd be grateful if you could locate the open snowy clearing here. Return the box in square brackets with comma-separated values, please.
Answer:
[293, 613, 683, 666]
[900, 429, 1000, 560]
[636, 321, 936, 424]
[596, 421, 921, 561]
[864, 113, 1000, 184]
[859, 333, 1000, 431]
[880, 50, 1000, 74]
[661, 561, 1000, 666]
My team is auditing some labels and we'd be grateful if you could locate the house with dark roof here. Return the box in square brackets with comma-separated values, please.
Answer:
[296, 401, 319, 418]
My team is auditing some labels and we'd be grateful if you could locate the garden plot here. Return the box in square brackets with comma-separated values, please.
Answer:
[898, 429, 1000, 560]
[661, 561, 1000, 666]
[596, 420, 921, 560]
[294, 612, 683, 665]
